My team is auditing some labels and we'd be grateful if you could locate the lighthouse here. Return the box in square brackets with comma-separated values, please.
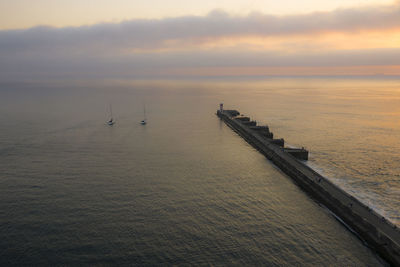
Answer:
[219, 103, 223, 113]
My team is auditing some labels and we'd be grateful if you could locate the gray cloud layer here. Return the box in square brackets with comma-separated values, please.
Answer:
[0, 2, 399, 79]
[2, 3, 400, 51]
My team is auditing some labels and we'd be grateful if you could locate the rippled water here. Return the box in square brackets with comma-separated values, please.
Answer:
[1, 77, 397, 266]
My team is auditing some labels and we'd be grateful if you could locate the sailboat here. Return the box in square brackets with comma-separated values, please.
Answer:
[107, 104, 115, 126]
[140, 105, 147, 125]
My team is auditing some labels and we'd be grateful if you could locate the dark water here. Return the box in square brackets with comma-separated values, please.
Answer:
[1, 78, 396, 266]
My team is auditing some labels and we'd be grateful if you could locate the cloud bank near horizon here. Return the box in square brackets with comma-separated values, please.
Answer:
[1, 2, 400, 79]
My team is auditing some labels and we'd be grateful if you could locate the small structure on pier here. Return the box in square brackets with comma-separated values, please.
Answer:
[223, 110, 240, 117]
[284, 147, 309, 160]
[249, 126, 273, 139]
[233, 115, 251, 122]
[242, 121, 257, 126]
[271, 138, 285, 148]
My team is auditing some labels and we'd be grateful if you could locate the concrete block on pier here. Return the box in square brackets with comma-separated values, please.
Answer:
[224, 110, 240, 117]
[233, 116, 250, 122]
[284, 148, 309, 160]
[271, 138, 284, 147]
[249, 125, 269, 132]
[264, 132, 273, 139]
[249, 126, 273, 139]
[242, 121, 257, 126]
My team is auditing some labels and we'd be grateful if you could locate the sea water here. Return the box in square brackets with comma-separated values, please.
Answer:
[1, 77, 398, 265]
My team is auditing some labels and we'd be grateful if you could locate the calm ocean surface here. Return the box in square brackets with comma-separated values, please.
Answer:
[1, 77, 399, 266]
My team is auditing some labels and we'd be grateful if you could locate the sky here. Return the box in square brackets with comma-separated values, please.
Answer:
[0, 0, 395, 29]
[0, 0, 399, 79]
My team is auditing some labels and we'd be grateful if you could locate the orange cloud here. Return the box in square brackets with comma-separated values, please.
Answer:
[146, 28, 400, 53]
[162, 65, 400, 76]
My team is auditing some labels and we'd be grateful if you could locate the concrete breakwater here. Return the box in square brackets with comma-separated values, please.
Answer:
[217, 108, 400, 266]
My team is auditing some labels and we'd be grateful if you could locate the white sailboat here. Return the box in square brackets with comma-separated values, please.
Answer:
[107, 104, 115, 126]
[140, 105, 147, 125]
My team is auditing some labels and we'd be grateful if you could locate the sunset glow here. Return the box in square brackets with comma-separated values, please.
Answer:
[0, 0, 399, 78]
[161, 65, 400, 77]
[157, 29, 400, 52]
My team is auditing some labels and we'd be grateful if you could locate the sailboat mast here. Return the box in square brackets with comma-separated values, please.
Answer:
[140, 103, 147, 125]
[110, 104, 113, 118]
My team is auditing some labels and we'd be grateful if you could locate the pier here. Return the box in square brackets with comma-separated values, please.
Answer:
[217, 106, 400, 266]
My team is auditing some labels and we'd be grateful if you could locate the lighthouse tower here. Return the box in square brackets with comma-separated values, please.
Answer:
[219, 103, 223, 113]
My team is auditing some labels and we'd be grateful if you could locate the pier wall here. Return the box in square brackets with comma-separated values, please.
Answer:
[217, 109, 400, 266]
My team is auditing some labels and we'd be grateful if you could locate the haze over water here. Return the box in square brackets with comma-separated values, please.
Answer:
[0, 77, 398, 265]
